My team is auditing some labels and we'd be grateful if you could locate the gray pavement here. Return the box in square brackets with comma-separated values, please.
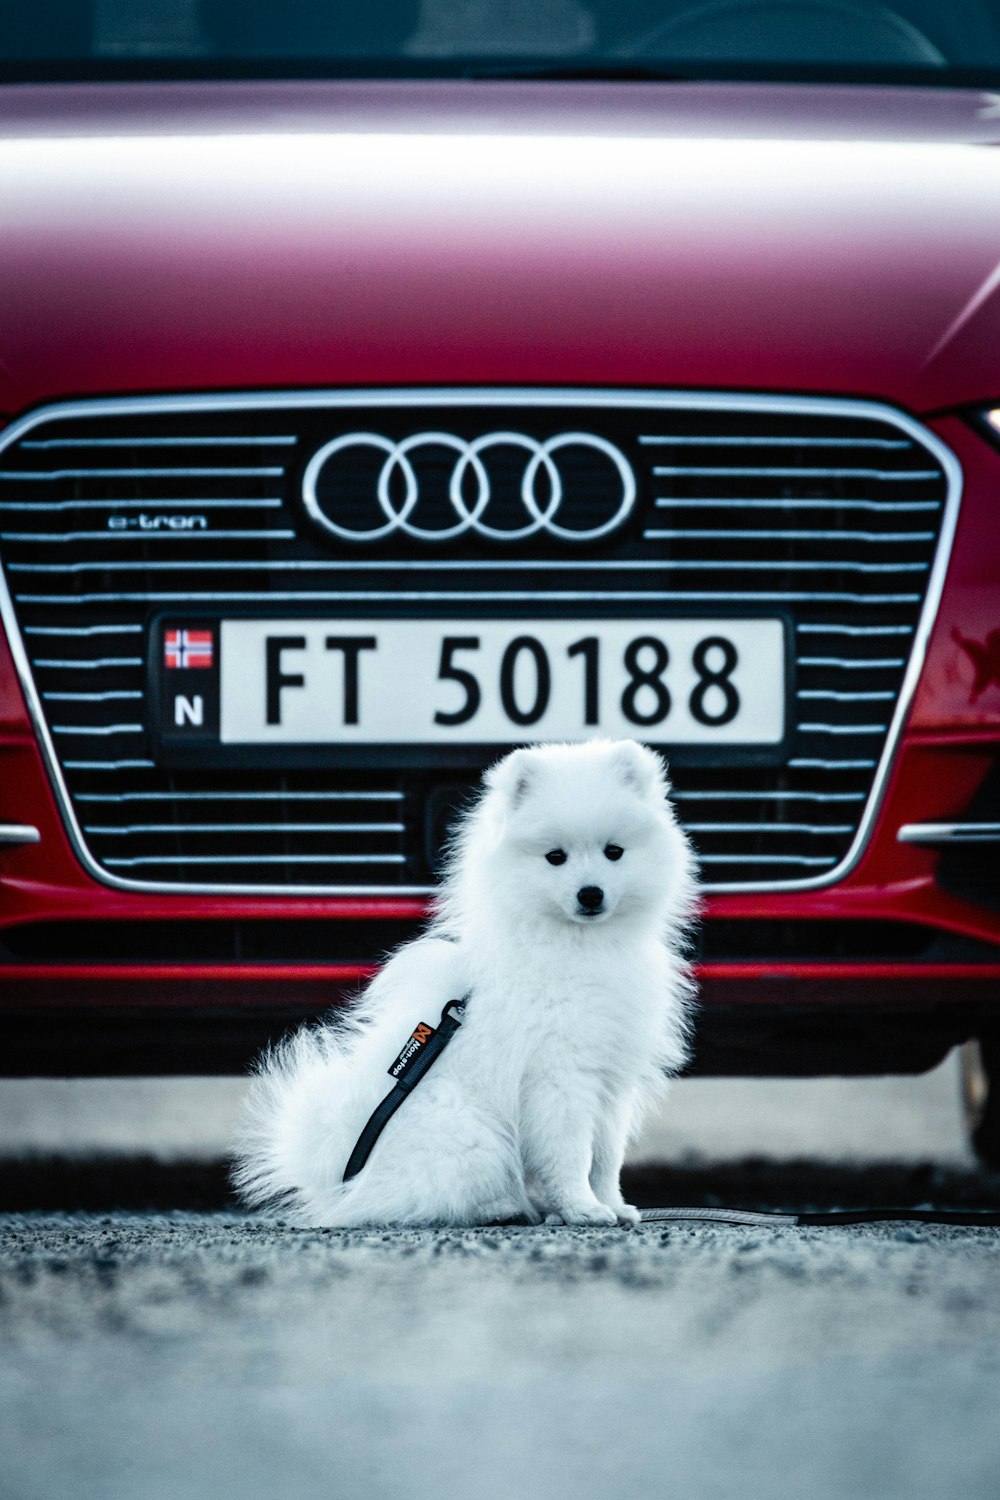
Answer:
[1, 1051, 994, 1499]
[1, 1211, 998, 1500]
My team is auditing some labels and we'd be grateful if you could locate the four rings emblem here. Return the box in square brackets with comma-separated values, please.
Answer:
[302, 430, 637, 544]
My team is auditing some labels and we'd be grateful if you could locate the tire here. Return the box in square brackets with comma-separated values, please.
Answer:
[962, 1036, 1000, 1171]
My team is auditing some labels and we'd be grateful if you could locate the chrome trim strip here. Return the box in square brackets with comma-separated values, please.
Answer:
[0, 466, 284, 479]
[639, 434, 912, 448]
[103, 853, 407, 867]
[0, 823, 41, 848]
[797, 623, 914, 635]
[789, 758, 878, 770]
[27, 624, 144, 636]
[647, 528, 935, 543]
[798, 657, 906, 669]
[51, 723, 143, 736]
[17, 589, 926, 606]
[672, 789, 865, 802]
[8, 531, 295, 546]
[797, 690, 896, 701]
[21, 436, 298, 449]
[85, 822, 405, 836]
[897, 822, 1000, 845]
[0, 498, 284, 511]
[35, 657, 143, 669]
[685, 822, 854, 835]
[44, 691, 144, 702]
[0, 385, 963, 900]
[797, 723, 888, 734]
[62, 759, 156, 769]
[616, 559, 929, 573]
[75, 790, 404, 803]
[650, 464, 938, 480]
[697, 853, 839, 866]
[80, 788, 864, 806]
[0, 553, 935, 572]
[8, 557, 931, 575]
[654, 498, 941, 511]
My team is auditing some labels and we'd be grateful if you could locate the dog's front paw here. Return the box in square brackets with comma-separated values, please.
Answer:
[593, 1188, 642, 1227]
[547, 1201, 618, 1227]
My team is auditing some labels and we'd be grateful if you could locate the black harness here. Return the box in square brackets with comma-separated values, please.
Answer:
[342, 998, 467, 1183]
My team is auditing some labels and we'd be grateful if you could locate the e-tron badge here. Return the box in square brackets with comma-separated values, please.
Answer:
[302, 430, 637, 545]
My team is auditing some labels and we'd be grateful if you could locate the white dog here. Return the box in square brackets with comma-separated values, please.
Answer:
[232, 738, 698, 1227]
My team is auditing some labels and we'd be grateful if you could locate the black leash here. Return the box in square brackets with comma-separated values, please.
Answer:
[640, 1207, 1000, 1227]
[343, 998, 467, 1183]
[340, 999, 1000, 1226]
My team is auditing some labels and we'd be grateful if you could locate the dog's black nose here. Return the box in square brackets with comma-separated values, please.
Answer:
[577, 885, 604, 911]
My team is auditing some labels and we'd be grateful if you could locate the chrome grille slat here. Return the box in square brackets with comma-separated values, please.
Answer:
[698, 854, 840, 866]
[638, 434, 914, 448]
[26, 624, 144, 635]
[646, 528, 936, 542]
[684, 823, 855, 835]
[0, 466, 286, 479]
[650, 465, 939, 479]
[44, 691, 144, 701]
[796, 690, 896, 701]
[0, 389, 958, 895]
[75, 790, 404, 802]
[0, 498, 286, 511]
[653, 498, 941, 510]
[671, 790, 866, 802]
[50, 723, 145, 735]
[788, 758, 879, 770]
[103, 853, 407, 867]
[7, 532, 297, 546]
[797, 622, 915, 633]
[18, 590, 927, 605]
[62, 759, 157, 769]
[76, 796, 403, 807]
[632, 560, 930, 572]
[0, 555, 936, 571]
[34, 656, 143, 669]
[84, 823, 406, 835]
[21, 436, 299, 448]
[797, 723, 889, 734]
[7, 558, 933, 574]
[798, 657, 906, 669]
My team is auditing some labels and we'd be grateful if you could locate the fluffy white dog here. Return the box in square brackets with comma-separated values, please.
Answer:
[232, 738, 698, 1227]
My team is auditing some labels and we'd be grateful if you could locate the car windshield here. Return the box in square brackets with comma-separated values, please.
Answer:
[3, 0, 1000, 85]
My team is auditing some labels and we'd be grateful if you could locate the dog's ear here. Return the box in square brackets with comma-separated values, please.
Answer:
[485, 747, 535, 809]
[613, 739, 669, 799]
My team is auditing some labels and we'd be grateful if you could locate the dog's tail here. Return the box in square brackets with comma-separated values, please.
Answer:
[230, 1014, 370, 1219]
[232, 1019, 525, 1228]
[231, 934, 475, 1222]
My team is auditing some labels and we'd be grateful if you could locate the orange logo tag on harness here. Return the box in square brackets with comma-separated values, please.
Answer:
[388, 1022, 436, 1080]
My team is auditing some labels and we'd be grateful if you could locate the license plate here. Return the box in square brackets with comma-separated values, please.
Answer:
[153, 617, 785, 755]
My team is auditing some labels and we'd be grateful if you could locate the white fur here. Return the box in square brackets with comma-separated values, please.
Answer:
[232, 738, 699, 1227]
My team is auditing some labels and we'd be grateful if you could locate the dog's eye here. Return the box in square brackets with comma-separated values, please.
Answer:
[545, 849, 568, 866]
[604, 844, 624, 861]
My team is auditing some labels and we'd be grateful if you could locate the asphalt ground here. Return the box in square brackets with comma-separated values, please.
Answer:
[1, 1202, 999, 1500]
[2, 1055, 998, 1499]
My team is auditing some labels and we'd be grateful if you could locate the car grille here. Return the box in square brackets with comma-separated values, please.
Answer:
[0, 390, 957, 894]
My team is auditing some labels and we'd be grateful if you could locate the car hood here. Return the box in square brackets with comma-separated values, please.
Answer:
[2, 79, 1000, 415]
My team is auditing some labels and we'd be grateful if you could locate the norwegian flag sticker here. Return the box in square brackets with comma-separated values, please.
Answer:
[164, 628, 214, 670]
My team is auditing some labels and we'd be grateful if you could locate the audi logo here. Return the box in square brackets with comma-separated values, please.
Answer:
[301, 430, 637, 544]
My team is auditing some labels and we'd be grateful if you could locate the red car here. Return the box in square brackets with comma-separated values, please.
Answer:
[1, 2, 998, 1162]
